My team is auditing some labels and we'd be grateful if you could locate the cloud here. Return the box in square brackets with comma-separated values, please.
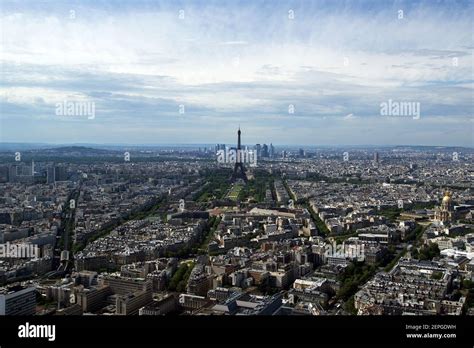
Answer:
[0, 0, 472, 146]
[343, 113, 356, 120]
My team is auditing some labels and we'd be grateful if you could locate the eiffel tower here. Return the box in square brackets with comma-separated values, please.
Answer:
[231, 127, 248, 182]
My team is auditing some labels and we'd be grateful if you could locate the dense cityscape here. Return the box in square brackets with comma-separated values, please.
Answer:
[1, 132, 473, 317]
[1, 0, 473, 345]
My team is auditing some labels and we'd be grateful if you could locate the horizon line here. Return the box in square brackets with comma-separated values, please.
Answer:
[0, 142, 472, 149]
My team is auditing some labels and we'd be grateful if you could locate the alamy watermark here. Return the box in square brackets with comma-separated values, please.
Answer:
[0, 242, 40, 259]
[217, 148, 257, 167]
[324, 241, 365, 260]
[380, 99, 420, 119]
[343, 151, 349, 161]
[56, 100, 95, 119]
[18, 322, 55, 342]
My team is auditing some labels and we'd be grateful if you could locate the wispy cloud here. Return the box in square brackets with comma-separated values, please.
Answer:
[0, 0, 472, 146]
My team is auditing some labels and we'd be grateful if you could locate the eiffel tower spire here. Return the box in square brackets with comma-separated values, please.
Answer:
[232, 127, 247, 182]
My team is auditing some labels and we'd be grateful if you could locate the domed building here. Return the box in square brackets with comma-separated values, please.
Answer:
[434, 191, 454, 223]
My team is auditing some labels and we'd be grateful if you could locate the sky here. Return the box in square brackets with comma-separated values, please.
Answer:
[0, 0, 473, 146]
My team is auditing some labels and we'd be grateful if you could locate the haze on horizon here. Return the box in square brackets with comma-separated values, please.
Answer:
[0, 0, 473, 147]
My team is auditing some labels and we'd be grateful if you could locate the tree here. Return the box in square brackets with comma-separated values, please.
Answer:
[416, 244, 440, 261]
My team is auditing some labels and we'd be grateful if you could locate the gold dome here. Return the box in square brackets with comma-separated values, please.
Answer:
[442, 191, 452, 203]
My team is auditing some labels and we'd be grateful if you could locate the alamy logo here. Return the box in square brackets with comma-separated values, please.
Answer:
[324, 242, 365, 260]
[0, 243, 39, 258]
[216, 148, 257, 167]
[380, 99, 420, 119]
[18, 323, 56, 342]
[56, 100, 95, 119]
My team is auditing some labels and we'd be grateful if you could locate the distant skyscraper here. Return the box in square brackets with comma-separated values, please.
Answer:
[19, 164, 32, 176]
[269, 143, 275, 158]
[255, 144, 261, 158]
[374, 152, 379, 163]
[299, 148, 305, 158]
[55, 166, 68, 181]
[8, 165, 18, 183]
[215, 144, 226, 153]
[262, 144, 269, 158]
[47, 166, 56, 184]
[0, 166, 8, 183]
